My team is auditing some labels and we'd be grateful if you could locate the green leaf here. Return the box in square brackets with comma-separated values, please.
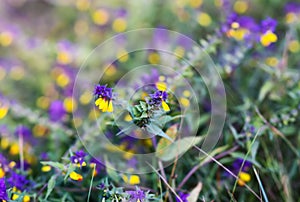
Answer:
[156, 125, 178, 155]
[154, 115, 182, 128]
[64, 164, 76, 181]
[44, 175, 56, 200]
[157, 136, 204, 161]
[140, 112, 148, 118]
[258, 81, 274, 102]
[139, 101, 147, 110]
[40, 161, 65, 171]
[147, 123, 173, 141]
[187, 182, 202, 202]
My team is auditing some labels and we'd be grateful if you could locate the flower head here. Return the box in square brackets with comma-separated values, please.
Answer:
[176, 192, 189, 202]
[222, 13, 259, 41]
[226, 158, 252, 186]
[260, 17, 278, 47]
[69, 171, 83, 181]
[285, 3, 300, 23]
[0, 178, 8, 201]
[147, 82, 170, 111]
[0, 99, 9, 120]
[14, 125, 31, 139]
[94, 84, 113, 112]
[49, 100, 66, 122]
[70, 150, 87, 167]
[7, 172, 31, 191]
[126, 188, 146, 202]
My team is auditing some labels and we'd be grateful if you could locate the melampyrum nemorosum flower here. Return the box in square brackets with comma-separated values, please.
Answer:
[148, 82, 170, 111]
[94, 84, 113, 112]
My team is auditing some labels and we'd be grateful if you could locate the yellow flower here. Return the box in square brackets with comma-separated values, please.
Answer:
[161, 101, 170, 111]
[0, 31, 13, 47]
[64, 97, 77, 113]
[0, 102, 9, 119]
[70, 171, 83, 181]
[122, 174, 140, 185]
[112, 18, 127, 32]
[0, 168, 5, 178]
[238, 171, 251, 186]
[148, 52, 160, 64]
[41, 165, 51, 172]
[260, 31, 278, 47]
[92, 9, 109, 25]
[156, 82, 167, 91]
[57, 51, 72, 65]
[9, 143, 19, 155]
[95, 97, 113, 112]
[197, 12, 212, 27]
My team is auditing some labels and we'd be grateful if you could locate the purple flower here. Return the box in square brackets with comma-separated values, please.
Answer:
[7, 172, 31, 191]
[0, 178, 8, 201]
[285, 2, 300, 14]
[49, 100, 66, 122]
[261, 17, 277, 33]
[126, 188, 146, 202]
[90, 157, 105, 175]
[176, 192, 189, 202]
[148, 90, 168, 106]
[232, 158, 252, 173]
[14, 125, 31, 138]
[70, 150, 87, 166]
[177, 36, 193, 50]
[94, 84, 113, 100]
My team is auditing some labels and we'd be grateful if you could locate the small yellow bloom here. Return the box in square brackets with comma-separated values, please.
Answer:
[174, 46, 185, 58]
[180, 97, 190, 107]
[112, 18, 127, 32]
[238, 171, 251, 186]
[189, 0, 202, 8]
[122, 174, 140, 185]
[57, 51, 72, 65]
[265, 57, 279, 67]
[92, 9, 109, 25]
[56, 73, 70, 88]
[9, 161, 16, 169]
[95, 98, 113, 112]
[9, 143, 19, 155]
[162, 101, 170, 111]
[12, 193, 30, 202]
[234, 1, 248, 14]
[1, 137, 9, 149]
[197, 12, 212, 27]
[285, 13, 297, 24]
[76, 0, 90, 11]
[36, 96, 50, 109]
[70, 171, 83, 181]
[148, 52, 160, 64]
[260, 31, 278, 47]
[0, 31, 13, 47]
[41, 165, 51, 172]
[0, 168, 5, 178]
[64, 97, 77, 113]
[156, 82, 167, 91]
[288, 40, 300, 53]
[117, 49, 129, 63]
[227, 28, 249, 41]
[33, 125, 48, 137]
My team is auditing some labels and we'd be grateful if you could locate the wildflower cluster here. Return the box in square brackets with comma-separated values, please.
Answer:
[0, 0, 300, 201]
